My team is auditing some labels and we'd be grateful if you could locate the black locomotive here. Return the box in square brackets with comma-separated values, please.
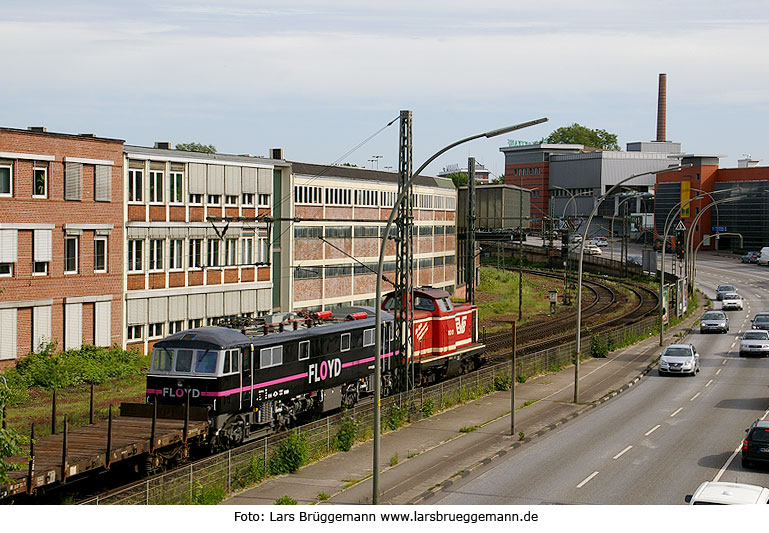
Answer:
[144, 307, 394, 446]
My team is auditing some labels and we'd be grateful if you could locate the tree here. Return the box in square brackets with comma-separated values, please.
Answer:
[448, 172, 468, 188]
[546, 123, 619, 151]
[175, 142, 217, 154]
[491, 175, 505, 185]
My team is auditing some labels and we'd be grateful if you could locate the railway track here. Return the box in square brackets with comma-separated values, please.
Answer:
[483, 268, 658, 359]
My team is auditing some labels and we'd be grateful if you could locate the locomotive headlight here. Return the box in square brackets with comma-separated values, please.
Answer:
[177, 379, 184, 387]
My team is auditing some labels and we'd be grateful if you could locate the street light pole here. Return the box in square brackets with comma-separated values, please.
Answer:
[574, 163, 690, 403]
[372, 115, 548, 503]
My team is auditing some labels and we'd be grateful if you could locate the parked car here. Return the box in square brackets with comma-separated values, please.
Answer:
[740, 330, 769, 357]
[742, 419, 769, 468]
[658, 343, 700, 376]
[583, 244, 602, 255]
[700, 310, 729, 334]
[742, 251, 760, 263]
[716, 284, 737, 300]
[686, 481, 769, 504]
[722, 293, 743, 311]
[752, 313, 769, 330]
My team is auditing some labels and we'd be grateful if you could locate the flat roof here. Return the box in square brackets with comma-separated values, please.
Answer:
[125, 144, 288, 167]
[290, 161, 453, 189]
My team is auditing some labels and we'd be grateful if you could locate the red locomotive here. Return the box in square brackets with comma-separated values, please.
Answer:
[382, 287, 485, 385]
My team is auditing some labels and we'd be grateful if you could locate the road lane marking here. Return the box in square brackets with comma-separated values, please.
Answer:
[645, 425, 661, 436]
[670, 407, 684, 417]
[613, 446, 632, 460]
[713, 443, 742, 483]
[722, 359, 727, 365]
[731, 342, 736, 348]
[577, 471, 599, 488]
[716, 368, 722, 375]
[690, 392, 700, 401]
[705, 379, 714, 387]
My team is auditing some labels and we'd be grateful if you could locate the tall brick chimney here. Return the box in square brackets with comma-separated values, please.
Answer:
[656, 73, 667, 142]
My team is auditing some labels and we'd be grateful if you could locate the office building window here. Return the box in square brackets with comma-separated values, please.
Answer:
[241, 236, 253, 264]
[33, 164, 47, 198]
[169, 239, 184, 270]
[169, 171, 183, 204]
[94, 236, 107, 273]
[127, 325, 143, 341]
[0, 163, 12, 196]
[225, 238, 237, 266]
[242, 193, 254, 206]
[149, 170, 164, 203]
[128, 169, 143, 202]
[64, 236, 78, 273]
[149, 239, 164, 271]
[189, 239, 203, 268]
[127, 239, 143, 272]
[207, 239, 220, 267]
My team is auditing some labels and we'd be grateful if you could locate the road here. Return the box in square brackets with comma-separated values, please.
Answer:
[434, 252, 769, 504]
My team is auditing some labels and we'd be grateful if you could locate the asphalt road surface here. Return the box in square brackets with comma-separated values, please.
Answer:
[434, 252, 769, 504]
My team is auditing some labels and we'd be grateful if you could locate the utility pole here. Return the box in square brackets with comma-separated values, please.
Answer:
[395, 111, 414, 394]
[466, 158, 476, 305]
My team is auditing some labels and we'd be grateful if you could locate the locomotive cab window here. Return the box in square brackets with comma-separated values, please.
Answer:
[174, 349, 193, 372]
[298, 340, 310, 361]
[437, 298, 454, 312]
[363, 328, 374, 347]
[341, 333, 351, 352]
[223, 349, 239, 374]
[152, 348, 174, 372]
[414, 296, 435, 311]
[260, 346, 283, 368]
[195, 350, 218, 374]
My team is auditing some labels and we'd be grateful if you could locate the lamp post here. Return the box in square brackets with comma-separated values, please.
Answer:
[658, 188, 743, 346]
[609, 191, 642, 262]
[372, 115, 548, 503]
[573, 163, 690, 403]
[692, 232, 743, 287]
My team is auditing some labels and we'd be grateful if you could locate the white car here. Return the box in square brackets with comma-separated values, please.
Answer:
[659, 343, 700, 376]
[590, 237, 609, 247]
[721, 293, 743, 311]
[686, 481, 769, 504]
[583, 244, 602, 255]
[740, 330, 769, 357]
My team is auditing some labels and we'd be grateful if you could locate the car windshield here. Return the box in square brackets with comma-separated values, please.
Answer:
[744, 332, 769, 340]
[718, 285, 735, 292]
[703, 312, 725, 320]
[755, 316, 769, 323]
[749, 428, 769, 444]
[724, 294, 739, 299]
[664, 347, 691, 357]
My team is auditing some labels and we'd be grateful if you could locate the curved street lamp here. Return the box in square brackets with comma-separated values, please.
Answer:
[573, 163, 691, 403]
[372, 115, 548, 503]
[692, 231, 743, 287]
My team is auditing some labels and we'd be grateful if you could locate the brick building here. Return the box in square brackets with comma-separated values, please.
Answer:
[0, 127, 124, 367]
[284, 162, 457, 311]
[122, 144, 290, 354]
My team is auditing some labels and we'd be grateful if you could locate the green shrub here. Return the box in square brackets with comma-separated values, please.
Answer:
[317, 491, 330, 501]
[420, 398, 435, 417]
[493, 375, 512, 391]
[590, 334, 608, 358]
[237, 454, 267, 488]
[269, 431, 309, 475]
[389, 453, 399, 466]
[191, 484, 226, 505]
[275, 495, 297, 505]
[335, 417, 359, 452]
[516, 373, 527, 384]
[385, 404, 407, 431]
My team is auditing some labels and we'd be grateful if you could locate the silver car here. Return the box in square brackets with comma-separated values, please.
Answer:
[659, 343, 700, 376]
[740, 330, 769, 357]
[700, 310, 729, 334]
[722, 293, 743, 311]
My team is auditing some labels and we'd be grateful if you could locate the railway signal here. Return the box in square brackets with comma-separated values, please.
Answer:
[675, 228, 685, 259]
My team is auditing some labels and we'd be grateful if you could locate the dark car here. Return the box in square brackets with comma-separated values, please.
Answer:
[742, 251, 760, 263]
[752, 313, 769, 330]
[742, 420, 769, 468]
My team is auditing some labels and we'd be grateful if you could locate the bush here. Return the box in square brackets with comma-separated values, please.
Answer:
[269, 431, 309, 475]
[335, 417, 359, 452]
[191, 484, 226, 505]
[420, 398, 435, 417]
[590, 334, 608, 358]
[237, 454, 267, 488]
[385, 404, 407, 431]
[493, 375, 512, 391]
[275, 495, 297, 505]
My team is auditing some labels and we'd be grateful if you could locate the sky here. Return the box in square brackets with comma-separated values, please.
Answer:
[3, 1, 768, 178]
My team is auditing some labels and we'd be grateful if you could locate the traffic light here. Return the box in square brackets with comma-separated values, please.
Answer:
[675, 229, 685, 259]
[561, 229, 570, 245]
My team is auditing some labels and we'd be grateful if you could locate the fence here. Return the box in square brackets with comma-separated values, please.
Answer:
[80, 314, 659, 505]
